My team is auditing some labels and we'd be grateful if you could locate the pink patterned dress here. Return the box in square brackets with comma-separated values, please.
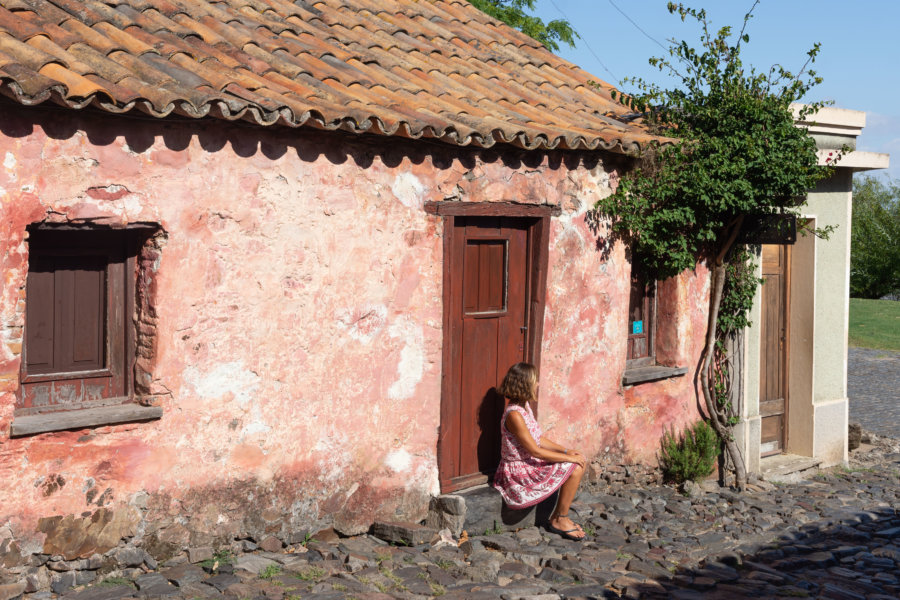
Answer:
[492, 403, 576, 509]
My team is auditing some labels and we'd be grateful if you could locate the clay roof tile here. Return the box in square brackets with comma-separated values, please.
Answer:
[0, 31, 57, 71]
[0, 6, 43, 41]
[38, 62, 109, 98]
[59, 18, 125, 55]
[0, 60, 58, 97]
[18, 0, 77, 27]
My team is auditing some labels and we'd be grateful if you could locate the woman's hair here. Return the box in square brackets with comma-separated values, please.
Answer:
[498, 362, 538, 404]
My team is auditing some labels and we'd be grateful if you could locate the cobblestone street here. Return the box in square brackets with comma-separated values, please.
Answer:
[24, 434, 898, 600]
[849, 348, 900, 439]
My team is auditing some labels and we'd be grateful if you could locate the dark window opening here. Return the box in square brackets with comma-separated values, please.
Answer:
[626, 262, 655, 365]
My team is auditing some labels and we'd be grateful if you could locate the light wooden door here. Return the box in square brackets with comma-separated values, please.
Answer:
[759, 244, 790, 456]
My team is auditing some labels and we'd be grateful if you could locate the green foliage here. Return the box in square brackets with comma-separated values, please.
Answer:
[594, 3, 834, 489]
[718, 246, 763, 336]
[849, 298, 900, 351]
[200, 548, 235, 571]
[659, 420, 720, 484]
[468, 0, 577, 52]
[258, 564, 282, 580]
[483, 521, 502, 535]
[850, 176, 900, 299]
[596, 1, 828, 288]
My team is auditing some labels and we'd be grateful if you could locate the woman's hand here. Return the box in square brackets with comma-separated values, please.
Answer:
[567, 450, 586, 469]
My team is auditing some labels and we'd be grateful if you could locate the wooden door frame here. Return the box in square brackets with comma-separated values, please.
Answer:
[425, 201, 557, 493]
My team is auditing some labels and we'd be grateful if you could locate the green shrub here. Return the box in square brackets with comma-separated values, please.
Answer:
[659, 420, 719, 484]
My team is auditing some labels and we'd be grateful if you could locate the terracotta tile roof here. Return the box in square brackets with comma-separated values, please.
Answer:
[0, 0, 660, 153]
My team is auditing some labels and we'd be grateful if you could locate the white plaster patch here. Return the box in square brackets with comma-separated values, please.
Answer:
[3, 152, 16, 172]
[384, 449, 411, 473]
[240, 415, 272, 437]
[387, 318, 425, 400]
[314, 429, 353, 483]
[182, 361, 260, 408]
[391, 171, 426, 210]
[412, 458, 440, 496]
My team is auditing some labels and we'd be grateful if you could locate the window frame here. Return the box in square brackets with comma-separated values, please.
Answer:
[622, 260, 688, 386]
[12, 226, 161, 436]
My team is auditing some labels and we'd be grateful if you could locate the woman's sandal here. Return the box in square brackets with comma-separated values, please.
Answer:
[546, 515, 585, 541]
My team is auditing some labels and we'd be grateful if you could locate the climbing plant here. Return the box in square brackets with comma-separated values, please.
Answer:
[595, 2, 834, 489]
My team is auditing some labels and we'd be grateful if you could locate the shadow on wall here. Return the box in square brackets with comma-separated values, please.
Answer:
[476, 386, 506, 477]
[0, 97, 624, 178]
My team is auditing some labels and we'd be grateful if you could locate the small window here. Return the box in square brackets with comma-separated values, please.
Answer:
[622, 259, 688, 386]
[463, 239, 508, 316]
[13, 227, 161, 436]
[626, 262, 655, 365]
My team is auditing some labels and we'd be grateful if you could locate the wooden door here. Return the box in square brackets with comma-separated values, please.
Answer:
[759, 244, 790, 456]
[440, 216, 534, 491]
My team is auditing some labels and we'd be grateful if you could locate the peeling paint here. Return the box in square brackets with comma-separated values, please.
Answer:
[384, 449, 411, 472]
[387, 318, 425, 401]
[182, 362, 260, 408]
[391, 171, 426, 210]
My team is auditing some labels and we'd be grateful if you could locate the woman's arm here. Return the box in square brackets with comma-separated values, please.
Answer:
[540, 436, 585, 458]
[539, 437, 566, 453]
[506, 411, 585, 467]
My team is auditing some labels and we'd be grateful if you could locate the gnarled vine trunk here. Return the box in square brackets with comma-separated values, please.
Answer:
[698, 217, 748, 490]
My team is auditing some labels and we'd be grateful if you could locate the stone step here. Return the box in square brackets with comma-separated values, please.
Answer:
[427, 485, 558, 536]
[760, 454, 822, 483]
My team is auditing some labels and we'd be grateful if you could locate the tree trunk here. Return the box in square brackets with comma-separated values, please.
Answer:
[698, 219, 748, 490]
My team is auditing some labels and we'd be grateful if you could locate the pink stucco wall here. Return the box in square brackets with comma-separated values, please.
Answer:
[0, 107, 708, 562]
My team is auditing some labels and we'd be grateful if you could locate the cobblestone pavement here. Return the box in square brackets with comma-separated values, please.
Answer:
[848, 347, 900, 439]
[35, 435, 900, 600]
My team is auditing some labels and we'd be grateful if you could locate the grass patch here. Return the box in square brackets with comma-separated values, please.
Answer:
[258, 564, 282, 580]
[99, 577, 132, 587]
[293, 566, 325, 581]
[849, 298, 900, 351]
[200, 549, 235, 570]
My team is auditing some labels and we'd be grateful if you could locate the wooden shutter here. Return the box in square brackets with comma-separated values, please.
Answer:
[20, 229, 131, 411]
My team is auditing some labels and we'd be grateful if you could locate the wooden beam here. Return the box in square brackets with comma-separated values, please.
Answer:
[424, 201, 561, 217]
[11, 404, 162, 437]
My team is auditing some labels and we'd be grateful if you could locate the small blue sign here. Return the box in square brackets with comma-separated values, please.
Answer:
[632, 320, 643, 335]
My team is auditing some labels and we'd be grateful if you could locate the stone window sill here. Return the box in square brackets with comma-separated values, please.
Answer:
[11, 403, 162, 437]
[623, 365, 688, 386]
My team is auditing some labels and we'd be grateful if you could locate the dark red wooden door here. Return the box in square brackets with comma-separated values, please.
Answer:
[759, 243, 790, 456]
[445, 217, 530, 491]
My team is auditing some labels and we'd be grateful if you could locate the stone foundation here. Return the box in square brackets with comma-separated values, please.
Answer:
[0, 460, 658, 596]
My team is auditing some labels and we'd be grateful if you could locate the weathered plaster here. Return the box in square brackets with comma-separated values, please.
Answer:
[0, 106, 710, 561]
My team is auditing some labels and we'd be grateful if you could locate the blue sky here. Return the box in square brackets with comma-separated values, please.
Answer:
[532, 0, 898, 180]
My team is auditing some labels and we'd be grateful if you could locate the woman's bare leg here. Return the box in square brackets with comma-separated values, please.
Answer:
[549, 464, 584, 537]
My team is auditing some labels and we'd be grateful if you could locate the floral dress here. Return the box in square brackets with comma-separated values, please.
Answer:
[492, 403, 576, 509]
